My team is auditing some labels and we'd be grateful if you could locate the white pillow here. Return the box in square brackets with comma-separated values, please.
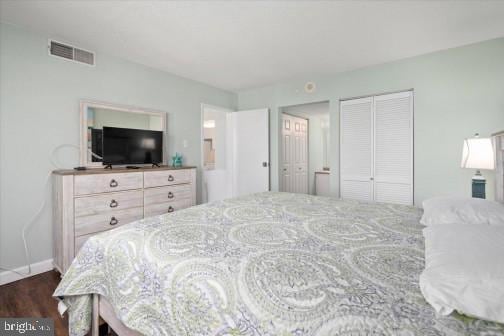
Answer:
[421, 196, 504, 226]
[420, 224, 504, 323]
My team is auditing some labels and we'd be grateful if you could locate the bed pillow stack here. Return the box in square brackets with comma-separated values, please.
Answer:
[419, 196, 504, 324]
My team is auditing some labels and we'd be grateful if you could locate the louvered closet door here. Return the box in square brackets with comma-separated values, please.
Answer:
[340, 97, 374, 201]
[374, 91, 413, 205]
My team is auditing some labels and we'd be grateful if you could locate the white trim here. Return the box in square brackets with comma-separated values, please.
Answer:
[0, 259, 54, 286]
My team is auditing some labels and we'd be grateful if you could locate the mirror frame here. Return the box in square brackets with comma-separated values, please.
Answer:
[79, 100, 167, 167]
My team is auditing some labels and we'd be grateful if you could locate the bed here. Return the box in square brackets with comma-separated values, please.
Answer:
[54, 192, 504, 336]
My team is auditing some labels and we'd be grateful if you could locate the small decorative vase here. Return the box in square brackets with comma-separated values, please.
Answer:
[171, 153, 183, 167]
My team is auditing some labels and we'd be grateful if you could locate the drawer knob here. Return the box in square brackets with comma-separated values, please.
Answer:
[168, 206, 174, 213]
[168, 175, 174, 182]
[167, 192, 174, 199]
[110, 179, 119, 188]
[109, 199, 118, 208]
[109, 217, 119, 225]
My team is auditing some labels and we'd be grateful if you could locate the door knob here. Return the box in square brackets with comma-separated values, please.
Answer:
[262, 162, 268, 167]
[370, 177, 374, 181]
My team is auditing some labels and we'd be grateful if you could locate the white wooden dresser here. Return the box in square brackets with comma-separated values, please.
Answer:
[52, 166, 196, 274]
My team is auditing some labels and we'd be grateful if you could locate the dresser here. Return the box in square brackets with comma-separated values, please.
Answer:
[52, 166, 196, 274]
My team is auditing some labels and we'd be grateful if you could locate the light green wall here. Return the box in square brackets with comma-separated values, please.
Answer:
[238, 38, 504, 205]
[0, 23, 236, 270]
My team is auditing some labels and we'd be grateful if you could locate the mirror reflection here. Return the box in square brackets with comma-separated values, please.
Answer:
[86, 107, 164, 163]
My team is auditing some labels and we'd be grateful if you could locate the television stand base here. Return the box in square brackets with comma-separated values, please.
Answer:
[152, 163, 160, 168]
[104, 164, 112, 169]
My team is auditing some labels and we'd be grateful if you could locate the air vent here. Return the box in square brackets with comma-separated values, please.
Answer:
[49, 40, 95, 66]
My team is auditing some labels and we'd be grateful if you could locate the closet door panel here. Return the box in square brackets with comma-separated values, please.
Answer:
[340, 97, 373, 201]
[374, 182, 411, 205]
[374, 91, 413, 205]
[341, 180, 373, 201]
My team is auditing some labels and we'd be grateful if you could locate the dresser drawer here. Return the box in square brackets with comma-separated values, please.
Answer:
[75, 207, 143, 236]
[144, 199, 192, 217]
[74, 172, 143, 196]
[144, 185, 192, 206]
[75, 190, 143, 217]
[144, 170, 190, 188]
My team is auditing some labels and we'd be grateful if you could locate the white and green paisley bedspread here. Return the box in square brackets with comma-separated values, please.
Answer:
[54, 192, 504, 336]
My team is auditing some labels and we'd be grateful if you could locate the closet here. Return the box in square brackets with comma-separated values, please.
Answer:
[281, 114, 308, 193]
[340, 91, 413, 205]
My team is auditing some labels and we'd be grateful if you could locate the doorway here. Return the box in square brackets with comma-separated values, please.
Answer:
[201, 104, 232, 203]
[280, 101, 330, 195]
[201, 104, 270, 203]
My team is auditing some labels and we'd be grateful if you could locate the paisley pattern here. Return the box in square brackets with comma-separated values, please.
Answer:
[54, 192, 504, 336]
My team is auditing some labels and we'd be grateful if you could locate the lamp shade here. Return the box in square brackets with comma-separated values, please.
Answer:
[461, 137, 495, 170]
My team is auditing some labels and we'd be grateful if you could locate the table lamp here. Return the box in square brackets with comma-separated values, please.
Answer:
[461, 133, 495, 198]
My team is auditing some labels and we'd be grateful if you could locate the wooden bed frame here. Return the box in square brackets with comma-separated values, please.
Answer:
[91, 294, 141, 336]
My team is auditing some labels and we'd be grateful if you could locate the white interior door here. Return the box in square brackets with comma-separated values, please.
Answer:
[281, 114, 308, 193]
[229, 108, 270, 197]
[374, 91, 413, 205]
[293, 118, 308, 193]
[281, 116, 293, 192]
[340, 97, 374, 201]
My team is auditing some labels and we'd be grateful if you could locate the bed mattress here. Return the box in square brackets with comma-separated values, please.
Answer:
[54, 192, 504, 335]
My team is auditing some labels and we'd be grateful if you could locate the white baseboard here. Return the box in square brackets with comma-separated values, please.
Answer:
[0, 259, 54, 286]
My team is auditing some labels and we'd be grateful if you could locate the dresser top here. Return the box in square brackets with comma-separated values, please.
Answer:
[53, 165, 196, 176]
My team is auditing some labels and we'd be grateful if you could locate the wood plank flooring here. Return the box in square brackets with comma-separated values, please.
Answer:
[0, 271, 69, 336]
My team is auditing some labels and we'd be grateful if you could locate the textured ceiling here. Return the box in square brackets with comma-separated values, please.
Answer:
[1, 1, 504, 91]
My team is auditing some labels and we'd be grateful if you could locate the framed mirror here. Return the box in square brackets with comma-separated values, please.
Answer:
[80, 100, 167, 167]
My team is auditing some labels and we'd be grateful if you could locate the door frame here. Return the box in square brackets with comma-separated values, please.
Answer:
[200, 103, 233, 203]
[278, 100, 330, 194]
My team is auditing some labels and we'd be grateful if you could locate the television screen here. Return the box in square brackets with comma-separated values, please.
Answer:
[103, 127, 163, 165]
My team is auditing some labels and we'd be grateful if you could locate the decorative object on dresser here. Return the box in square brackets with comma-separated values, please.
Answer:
[493, 130, 504, 202]
[52, 166, 196, 274]
[461, 133, 495, 199]
[171, 152, 183, 167]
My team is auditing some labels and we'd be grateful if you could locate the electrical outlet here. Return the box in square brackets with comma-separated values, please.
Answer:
[183, 140, 188, 148]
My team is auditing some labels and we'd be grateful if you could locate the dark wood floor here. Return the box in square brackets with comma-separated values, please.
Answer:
[0, 271, 69, 336]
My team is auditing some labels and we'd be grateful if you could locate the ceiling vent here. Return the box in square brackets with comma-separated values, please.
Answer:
[49, 40, 95, 66]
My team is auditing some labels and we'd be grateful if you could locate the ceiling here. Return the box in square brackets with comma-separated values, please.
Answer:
[1, 1, 504, 91]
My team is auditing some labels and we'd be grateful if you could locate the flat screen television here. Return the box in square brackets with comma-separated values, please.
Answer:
[102, 126, 163, 166]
